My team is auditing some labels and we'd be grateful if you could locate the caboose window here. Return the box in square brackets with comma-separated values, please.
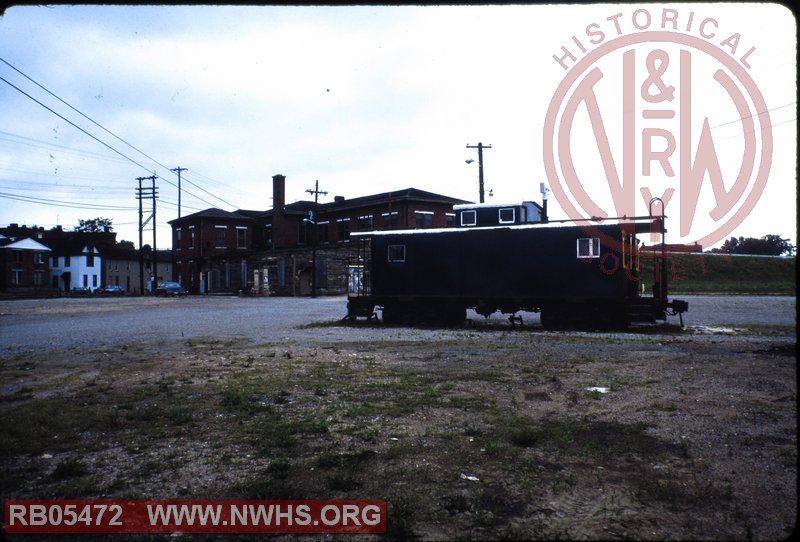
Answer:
[576, 238, 600, 258]
[388, 245, 406, 263]
[415, 211, 434, 228]
[461, 210, 476, 226]
[499, 208, 515, 224]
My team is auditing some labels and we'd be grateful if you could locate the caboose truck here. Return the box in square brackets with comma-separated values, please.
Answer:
[346, 201, 688, 329]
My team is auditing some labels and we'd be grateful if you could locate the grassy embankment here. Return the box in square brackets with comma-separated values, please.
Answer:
[639, 253, 795, 295]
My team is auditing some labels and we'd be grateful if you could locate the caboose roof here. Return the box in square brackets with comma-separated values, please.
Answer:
[351, 217, 660, 237]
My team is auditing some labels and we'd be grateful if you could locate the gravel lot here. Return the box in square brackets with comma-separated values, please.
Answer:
[1, 294, 796, 540]
[0, 294, 795, 354]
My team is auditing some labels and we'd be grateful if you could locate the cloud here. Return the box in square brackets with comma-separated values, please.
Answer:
[1, 4, 796, 250]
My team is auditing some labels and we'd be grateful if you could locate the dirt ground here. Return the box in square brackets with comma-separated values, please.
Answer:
[1, 314, 796, 540]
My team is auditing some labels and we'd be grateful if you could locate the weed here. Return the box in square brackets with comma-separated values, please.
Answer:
[326, 472, 361, 491]
[51, 458, 88, 480]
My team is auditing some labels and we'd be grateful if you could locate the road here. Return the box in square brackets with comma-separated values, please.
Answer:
[0, 294, 795, 354]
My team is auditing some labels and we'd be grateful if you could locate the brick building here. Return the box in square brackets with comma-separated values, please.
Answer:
[0, 235, 52, 295]
[169, 174, 468, 295]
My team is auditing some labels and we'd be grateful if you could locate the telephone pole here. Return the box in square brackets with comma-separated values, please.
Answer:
[466, 142, 492, 203]
[305, 179, 328, 298]
[136, 174, 158, 294]
[171, 167, 187, 218]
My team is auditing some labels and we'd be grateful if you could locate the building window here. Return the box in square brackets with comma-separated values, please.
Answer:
[215, 226, 227, 248]
[264, 224, 273, 249]
[415, 211, 434, 228]
[34, 252, 45, 264]
[12, 250, 23, 263]
[317, 221, 330, 243]
[93, 275, 98, 287]
[358, 214, 373, 229]
[388, 244, 406, 263]
[236, 227, 247, 249]
[11, 269, 23, 285]
[65, 255, 71, 267]
[577, 238, 601, 259]
[461, 210, 477, 226]
[34, 270, 45, 286]
[176, 227, 182, 243]
[499, 208, 515, 224]
[446, 213, 456, 227]
[52, 256, 58, 267]
[337, 218, 351, 242]
[189, 226, 196, 248]
[382, 212, 399, 229]
[86, 250, 94, 267]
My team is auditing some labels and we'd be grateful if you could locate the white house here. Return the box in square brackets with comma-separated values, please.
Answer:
[49, 242, 102, 292]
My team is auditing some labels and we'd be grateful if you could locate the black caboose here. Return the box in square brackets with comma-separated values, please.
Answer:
[346, 202, 687, 328]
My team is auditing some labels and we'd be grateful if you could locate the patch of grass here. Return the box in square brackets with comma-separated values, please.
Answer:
[641, 254, 795, 295]
[326, 472, 361, 491]
[0, 398, 110, 456]
[266, 458, 291, 479]
[3, 328, 793, 540]
[51, 458, 88, 480]
[316, 449, 376, 469]
[384, 491, 420, 541]
[726, 324, 797, 337]
[495, 415, 682, 461]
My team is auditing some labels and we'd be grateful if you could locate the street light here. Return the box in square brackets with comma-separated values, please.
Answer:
[466, 142, 491, 203]
[465, 154, 493, 201]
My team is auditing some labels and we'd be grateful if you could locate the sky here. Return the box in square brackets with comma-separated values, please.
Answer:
[0, 3, 796, 251]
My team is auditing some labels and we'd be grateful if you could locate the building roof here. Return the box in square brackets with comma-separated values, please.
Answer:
[169, 208, 255, 225]
[236, 187, 470, 219]
[328, 187, 469, 210]
[102, 247, 171, 262]
[42, 237, 98, 256]
[0, 238, 51, 251]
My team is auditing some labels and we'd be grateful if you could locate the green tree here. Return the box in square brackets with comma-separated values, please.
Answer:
[715, 235, 795, 256]
[75, 217, 114, 233]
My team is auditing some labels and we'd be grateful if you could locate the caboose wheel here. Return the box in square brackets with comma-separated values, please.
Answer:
[540, 308, 564, 330]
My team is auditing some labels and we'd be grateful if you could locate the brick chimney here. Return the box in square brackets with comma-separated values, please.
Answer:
[273, 174, 286, 212]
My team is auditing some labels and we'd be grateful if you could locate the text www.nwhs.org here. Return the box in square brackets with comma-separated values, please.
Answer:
[4, 500, 386, 534]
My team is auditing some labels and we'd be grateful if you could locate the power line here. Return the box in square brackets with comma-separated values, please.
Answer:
[712, 101, 796, 129]
[0, 57, 237, 210]
[0, 129, 131, 165]
[1, 57, 172, 179]
[0, 74, 156, 173]
[0, 130, 227, 208]
[0, 190, 137, 211]
[0, 169, 134, 187]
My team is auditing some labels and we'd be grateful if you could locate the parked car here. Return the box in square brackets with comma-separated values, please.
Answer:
[104, 285, 125, 294]
[155, 281, 187, 296]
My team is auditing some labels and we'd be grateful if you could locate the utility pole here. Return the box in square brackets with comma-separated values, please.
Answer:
[305, 179, 328, 298]
[466, 142, 492, 203]
[171, 167, 187, 218]
[136, 174, 158, 294]
[137, 177, 144, 295]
